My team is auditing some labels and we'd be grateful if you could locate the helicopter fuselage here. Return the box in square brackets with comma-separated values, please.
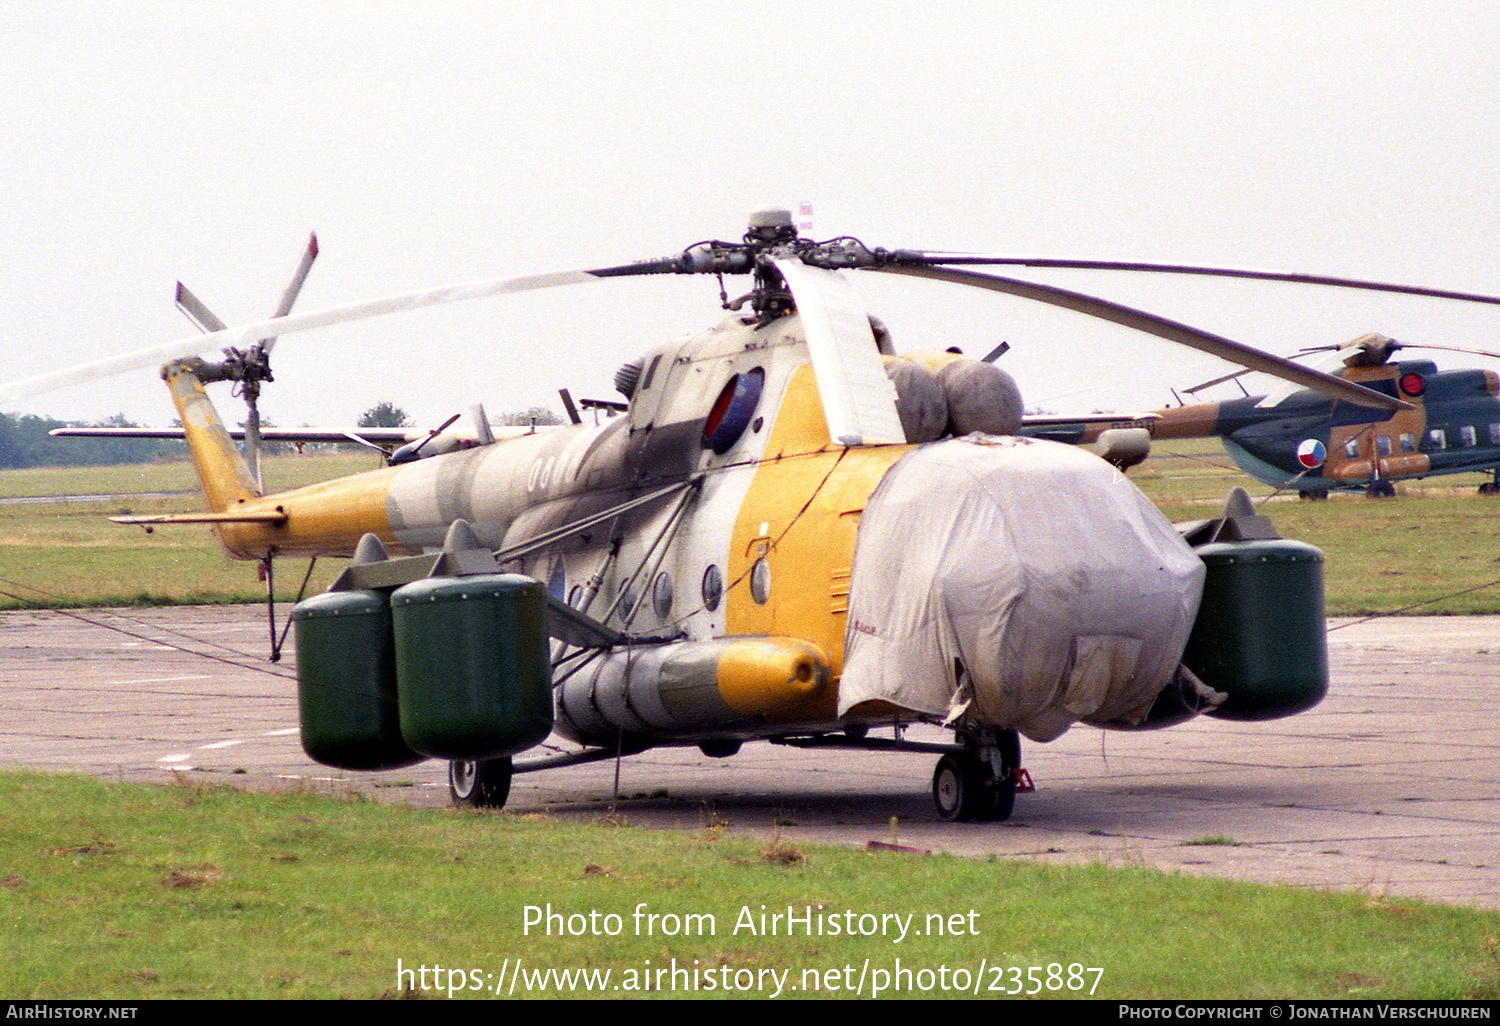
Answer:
[156, 281, 1330, 823]
[165, 308, 1278, 747]
[1027, 359, 1500, 492]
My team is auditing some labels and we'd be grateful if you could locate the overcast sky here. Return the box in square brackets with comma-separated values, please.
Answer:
[6, 0, 1500, 432]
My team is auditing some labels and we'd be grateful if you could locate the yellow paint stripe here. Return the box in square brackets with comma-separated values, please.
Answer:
[165, 366, 259, 512]
[726, 362, 910, 698]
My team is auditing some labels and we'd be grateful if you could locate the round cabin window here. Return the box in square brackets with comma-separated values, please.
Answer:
[652, 572, 673, 619]
[750, 557, 771, 604]
[701, 564, 723, 611]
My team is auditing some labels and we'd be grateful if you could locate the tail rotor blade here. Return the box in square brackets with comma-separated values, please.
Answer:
[260, 232, 321, 356]
[271, 233, 320, 320]
[175, 282, 228, 333]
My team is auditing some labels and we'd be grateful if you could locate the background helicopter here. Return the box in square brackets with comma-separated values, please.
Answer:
[1028, 332, 1500, 498]
[12, 207, 1495, 824]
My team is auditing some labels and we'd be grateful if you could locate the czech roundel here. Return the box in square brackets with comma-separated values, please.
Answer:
[1297, 438, 1327, 469]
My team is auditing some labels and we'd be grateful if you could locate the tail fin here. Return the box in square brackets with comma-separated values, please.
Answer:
[163, 358, 261, 512]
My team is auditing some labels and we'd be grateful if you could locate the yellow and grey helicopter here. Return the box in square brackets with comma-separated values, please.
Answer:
[14, 207, 1490, 822]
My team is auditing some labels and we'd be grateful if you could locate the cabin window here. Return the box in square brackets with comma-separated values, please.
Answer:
[652, 572, 674, 619]
[701, 565, 723, 611]
[1375, 435, 1392, 458]
[1343, 438, 1360, 459]
[1399, 433, 1416, 453]
[1428, 429, 1447, 450]
[750, 557, 771, 604]
[1490, 423, 1500, 446]
[1460, 425, 1478, 448]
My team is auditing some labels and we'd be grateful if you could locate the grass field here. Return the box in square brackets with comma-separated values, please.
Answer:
[0, 451, 378, 608]
[2, 440, 1497, 613]
[1135, 442, 1500, 614]
[1, 772, 1495, 1000]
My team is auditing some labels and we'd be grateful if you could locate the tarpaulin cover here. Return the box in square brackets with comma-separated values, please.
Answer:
[840, 436, 1204, 741]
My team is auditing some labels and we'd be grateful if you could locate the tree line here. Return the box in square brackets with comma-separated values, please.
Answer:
[2, 402, 565, 470]
[0, 413, 185, 469]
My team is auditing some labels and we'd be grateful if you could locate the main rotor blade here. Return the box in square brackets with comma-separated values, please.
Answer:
[874, 264, 1410, 411]
[907, 254, 1500, 309]
[771, 257, 905, 445]
[0, 262, 651, 405]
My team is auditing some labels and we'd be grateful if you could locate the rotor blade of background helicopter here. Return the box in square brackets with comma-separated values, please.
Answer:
[906, 254, 1500, 309]
[1298, 340, 1500, 362]
[1393, 342, 1500, 361]
[772, 257, 906, 446]
[0, 261, 671, 405]
[1253, 348, 1350, 409]
[1184, 367, 1252, 395]
[874, 264, 1410, 411]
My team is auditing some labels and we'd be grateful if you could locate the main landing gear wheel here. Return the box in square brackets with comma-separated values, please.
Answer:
[932, 729, 1020, 823]
[933, 754, 982, 822]
[449, 757, 513, 809]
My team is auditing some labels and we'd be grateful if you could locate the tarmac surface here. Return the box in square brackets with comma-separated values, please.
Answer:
[2, 604, 1497, 912]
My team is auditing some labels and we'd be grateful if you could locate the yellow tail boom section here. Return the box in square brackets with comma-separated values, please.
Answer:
[166, 359, 261, 512]
[117, 359, 406, 561]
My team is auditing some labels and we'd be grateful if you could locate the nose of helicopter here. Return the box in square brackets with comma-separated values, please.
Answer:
[839, 435, 1205, 742]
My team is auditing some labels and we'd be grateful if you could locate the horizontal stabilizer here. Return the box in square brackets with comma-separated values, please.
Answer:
[111, 510, 289, 525]
[53, 425, 416, 445]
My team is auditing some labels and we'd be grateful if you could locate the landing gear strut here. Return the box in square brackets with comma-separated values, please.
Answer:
[932, 728, 1023, 822]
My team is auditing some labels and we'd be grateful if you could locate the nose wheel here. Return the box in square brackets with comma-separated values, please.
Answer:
[932, 729, 1022, 822]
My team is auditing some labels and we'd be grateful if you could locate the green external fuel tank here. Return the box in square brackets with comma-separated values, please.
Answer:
[390, 574, 554, 760]
[1182, 538, 1328, 721]
[292, 589, 421, 770]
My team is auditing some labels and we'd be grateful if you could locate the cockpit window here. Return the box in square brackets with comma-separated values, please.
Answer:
[703, 367, 766, 454]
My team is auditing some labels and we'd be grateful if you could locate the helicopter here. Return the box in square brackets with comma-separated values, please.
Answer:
[12, 206, 1498, 823]
[1026, 333, 1500, 498]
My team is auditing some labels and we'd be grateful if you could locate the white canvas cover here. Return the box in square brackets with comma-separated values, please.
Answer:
[840, 436, 1205, 741]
